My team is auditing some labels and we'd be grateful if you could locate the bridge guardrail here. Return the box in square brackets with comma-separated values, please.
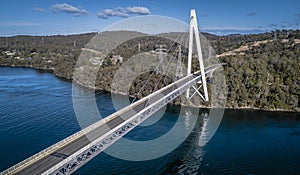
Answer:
[1, 65, 220, 174]
[41, 71, 204, 174]
[0, 73, 193, 175]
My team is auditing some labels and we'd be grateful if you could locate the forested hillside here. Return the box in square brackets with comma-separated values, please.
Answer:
[0, 30, 299, 111]
[219, 39, 300, 111]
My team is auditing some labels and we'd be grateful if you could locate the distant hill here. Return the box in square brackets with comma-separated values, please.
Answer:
[0, 30, 299, 112]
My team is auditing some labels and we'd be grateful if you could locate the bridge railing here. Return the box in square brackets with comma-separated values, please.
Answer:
[0, 116, 112, 175]
[0, 71, 196, 175]
[0, 92, 156, 175]
[1, 64, 221, 175]
[42, 70, 205, 175]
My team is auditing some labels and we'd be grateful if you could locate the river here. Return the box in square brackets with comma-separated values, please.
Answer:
[0, 67, 299, 174]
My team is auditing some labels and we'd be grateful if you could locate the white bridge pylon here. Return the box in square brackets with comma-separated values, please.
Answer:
[186, 9, 209, 101]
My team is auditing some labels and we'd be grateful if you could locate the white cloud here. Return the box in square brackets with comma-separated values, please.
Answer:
[52, 3, 88, 16]
[127, 6, 150, 15]
[98, 7, 129, 19]
[98, 6, 151, 19]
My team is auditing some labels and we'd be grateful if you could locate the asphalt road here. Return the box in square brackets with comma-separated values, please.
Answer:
[13, 73, 196, 174]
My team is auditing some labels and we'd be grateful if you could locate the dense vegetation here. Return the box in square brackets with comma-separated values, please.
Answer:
[220, 39, 300, 111]
[0, 30, 299, 111]
[0, 33, 95, 79]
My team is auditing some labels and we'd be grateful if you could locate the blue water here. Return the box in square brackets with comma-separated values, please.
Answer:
[0, 67, 300, 174]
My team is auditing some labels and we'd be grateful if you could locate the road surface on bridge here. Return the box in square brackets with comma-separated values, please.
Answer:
[12, 73, 198, 175]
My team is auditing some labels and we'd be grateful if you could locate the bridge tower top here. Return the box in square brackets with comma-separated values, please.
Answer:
[186, 9, 209, 101]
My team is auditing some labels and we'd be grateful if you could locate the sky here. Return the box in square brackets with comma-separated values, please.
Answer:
[0, 0, 299, 36]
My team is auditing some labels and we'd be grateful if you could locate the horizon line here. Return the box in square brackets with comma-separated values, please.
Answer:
[0, 28, 298, 37]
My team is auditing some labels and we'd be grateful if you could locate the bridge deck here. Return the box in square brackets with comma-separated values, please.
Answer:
[11, 72, 198, 174]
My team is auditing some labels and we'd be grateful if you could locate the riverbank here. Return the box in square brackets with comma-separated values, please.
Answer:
[1, 64, 299, 113]
[1, 30, 299, 112]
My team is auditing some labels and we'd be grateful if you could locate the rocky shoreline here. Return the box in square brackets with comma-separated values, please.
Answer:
[2, 64, 297, 113]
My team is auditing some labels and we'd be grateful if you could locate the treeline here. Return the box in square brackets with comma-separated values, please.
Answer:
[0, 30, 299, 111]
[209, 29, 300, 54]
[0, 33, 95, 79]
[220, 39, 300, 111]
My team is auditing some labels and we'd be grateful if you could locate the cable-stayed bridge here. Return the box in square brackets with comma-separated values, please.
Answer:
[1, 9, 222, 175]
